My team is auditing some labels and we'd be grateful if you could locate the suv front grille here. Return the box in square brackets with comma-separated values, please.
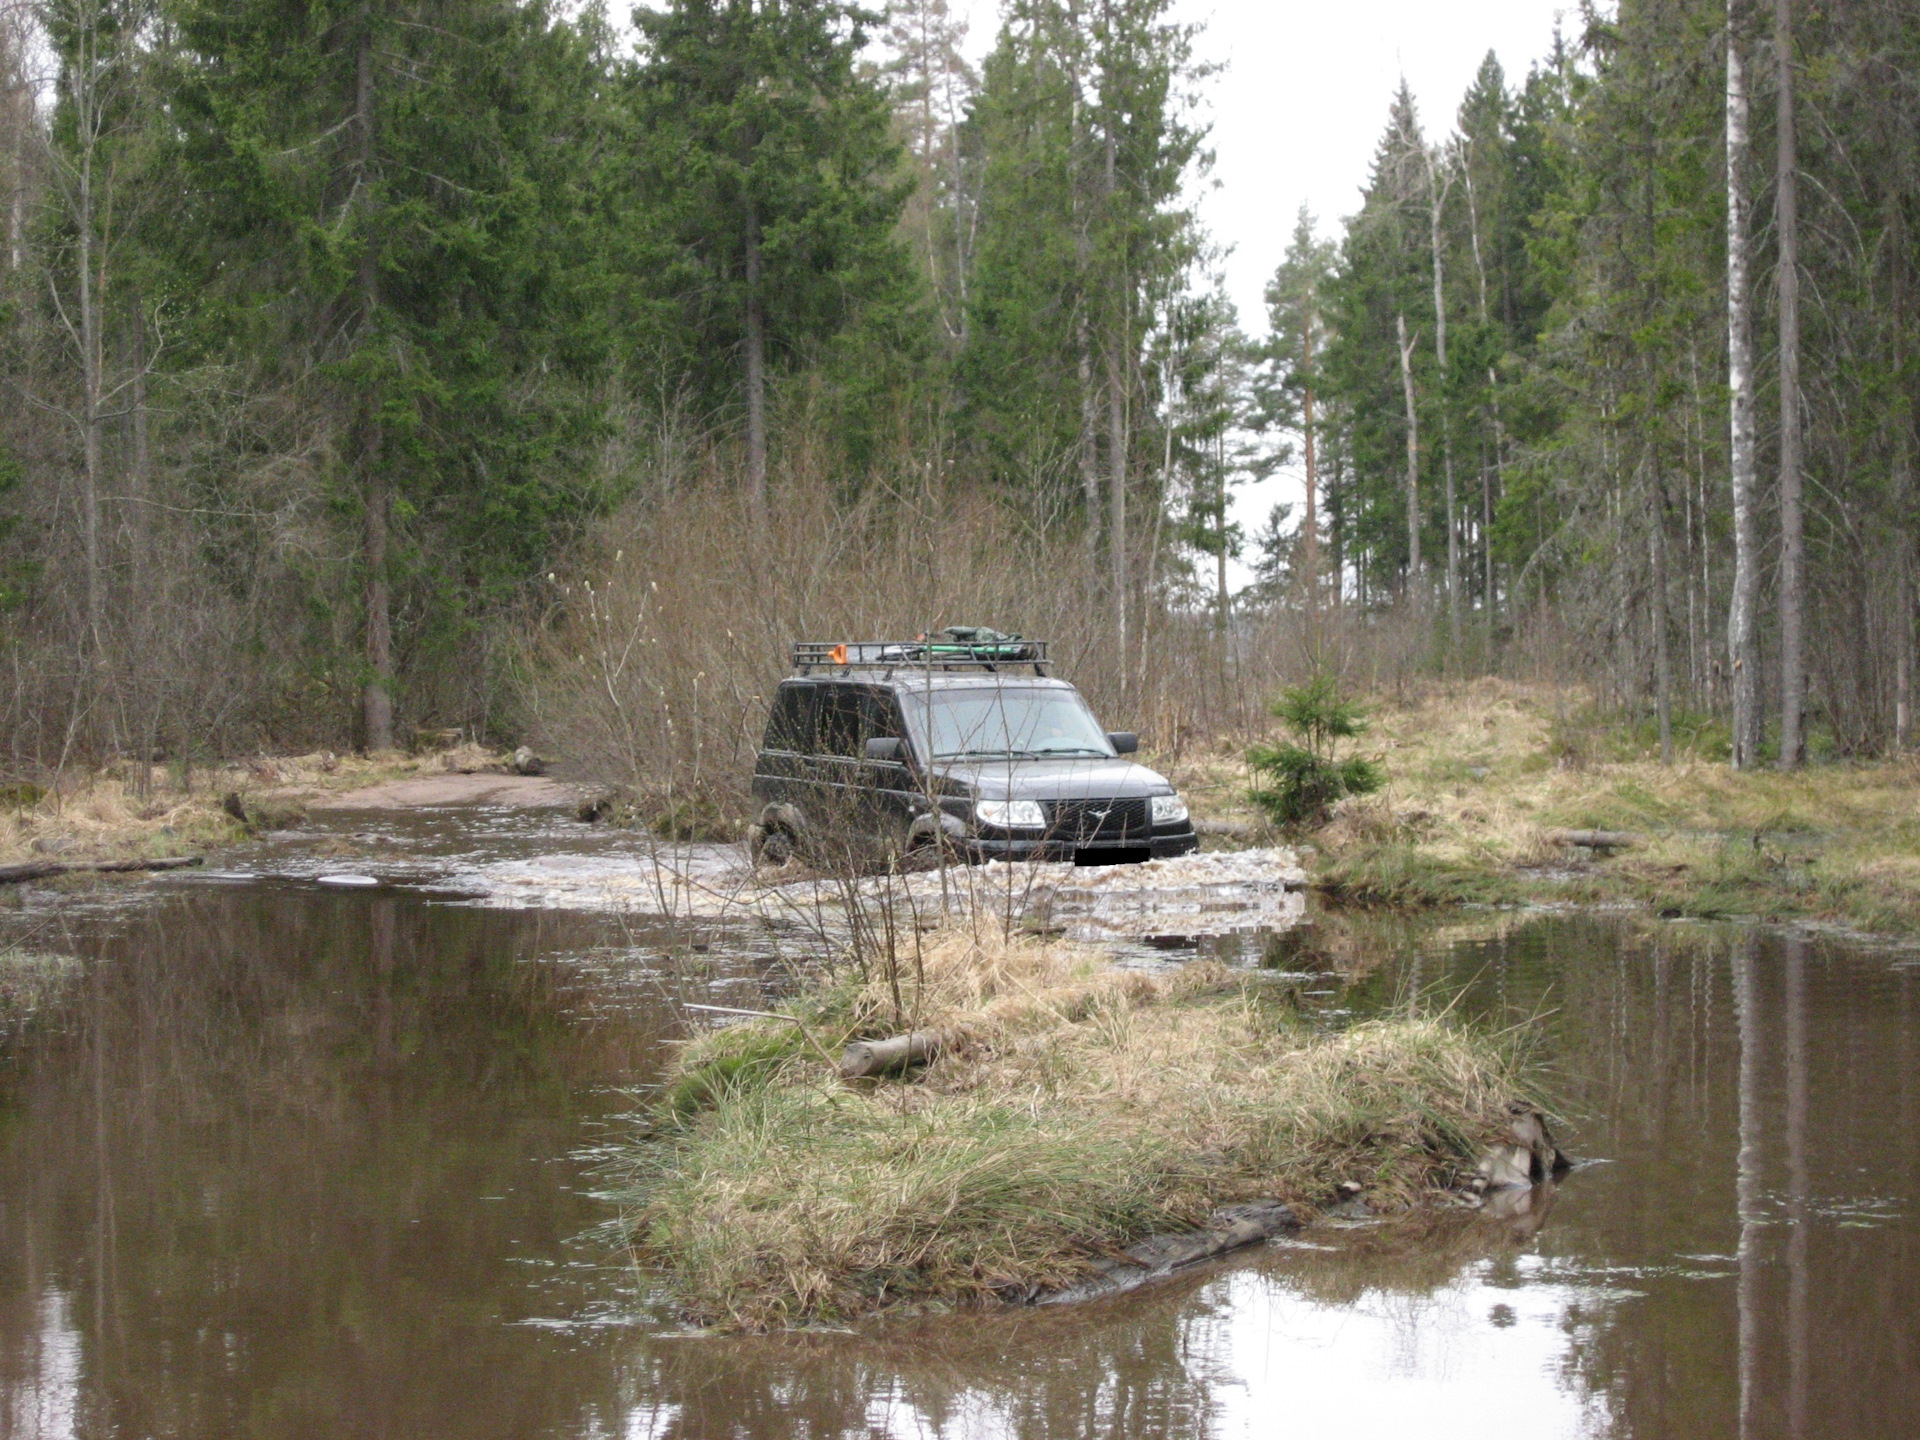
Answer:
[1046, 798, 1150, 844]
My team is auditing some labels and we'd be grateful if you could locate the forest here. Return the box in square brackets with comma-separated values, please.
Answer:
[0, 0, 1914, 782]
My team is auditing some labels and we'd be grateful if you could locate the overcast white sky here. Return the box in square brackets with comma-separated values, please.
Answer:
[954, 0, 1576, 581]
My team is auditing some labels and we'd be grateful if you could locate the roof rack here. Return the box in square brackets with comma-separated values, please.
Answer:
[791, 637, 1050, 676]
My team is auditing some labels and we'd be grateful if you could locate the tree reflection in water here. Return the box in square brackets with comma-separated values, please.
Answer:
[0, 895, 1915, 1439]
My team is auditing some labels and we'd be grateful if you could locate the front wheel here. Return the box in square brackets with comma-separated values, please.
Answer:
[751, 825, 796, 867]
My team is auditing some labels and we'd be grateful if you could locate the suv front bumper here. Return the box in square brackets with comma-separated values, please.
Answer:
[961, 825, 1199, 863]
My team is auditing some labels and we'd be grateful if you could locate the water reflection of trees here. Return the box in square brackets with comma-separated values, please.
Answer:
[1349, 916, 1920, 1440]
[605, 1276, 1237, 1439]
[4, 903, 1915, 1439]
[0, 889, 671, 1440]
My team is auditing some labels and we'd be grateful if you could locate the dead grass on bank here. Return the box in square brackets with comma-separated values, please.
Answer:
[615, 924, 1532, 1330]
[0, 743, 520, 865]
[1162, 677, 1920, 931]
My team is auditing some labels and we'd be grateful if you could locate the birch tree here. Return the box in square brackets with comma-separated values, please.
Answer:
[1725, 0, 1762, 767]
[1773, 0, 1805, 768]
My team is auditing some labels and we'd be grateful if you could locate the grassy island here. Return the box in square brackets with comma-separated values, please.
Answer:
[613, 925, 1533, 1331]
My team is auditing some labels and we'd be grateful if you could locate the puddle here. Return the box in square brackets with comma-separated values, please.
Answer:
[1, 815, 1916, 1436]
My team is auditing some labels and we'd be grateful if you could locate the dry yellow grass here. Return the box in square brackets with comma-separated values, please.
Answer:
[1161, 677, 1920, 931]
[618, 924, 1532, 1330]
[0, 744, 522, 865]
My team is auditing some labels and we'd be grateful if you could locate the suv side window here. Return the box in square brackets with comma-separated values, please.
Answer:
[814, 685, 866, 757]
[764, 683, 816, 753]
[863, 691, 906, 752]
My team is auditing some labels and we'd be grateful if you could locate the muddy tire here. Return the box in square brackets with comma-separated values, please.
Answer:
[756, 827, 796, 867]
[897, 823, 968, 873]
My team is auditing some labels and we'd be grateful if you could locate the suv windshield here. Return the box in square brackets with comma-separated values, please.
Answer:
[903, 688, 1114, 760]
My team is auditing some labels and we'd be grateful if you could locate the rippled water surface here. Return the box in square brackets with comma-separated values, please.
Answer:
[2, 811, 1915, 1438]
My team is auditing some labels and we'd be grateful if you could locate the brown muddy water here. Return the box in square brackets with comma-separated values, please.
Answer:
[1, 810, 1916, 1438]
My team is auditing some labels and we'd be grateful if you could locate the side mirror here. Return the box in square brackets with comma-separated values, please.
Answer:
[864, 736, 904, 763]
[1108, 731, 1139, 755]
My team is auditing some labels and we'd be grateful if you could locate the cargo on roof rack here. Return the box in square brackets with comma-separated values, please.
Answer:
[791, 636, 1049, 675]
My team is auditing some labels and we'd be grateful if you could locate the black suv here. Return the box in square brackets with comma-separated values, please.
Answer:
[748, 636, 1199, 866]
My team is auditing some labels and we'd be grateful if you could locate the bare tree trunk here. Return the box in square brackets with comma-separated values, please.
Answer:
[78, 136, 104, 661]
[1301, 304, 1319, 629]
[938, 30, 972, 349]
[1215, 472, 1227, 632]
[1774, 0, 1805, 768]
[1484, 405, 1500, 623]
[3, 10, 30, 275]
[1897, 248, 1914, 752]
[362, 422, 393, 751]
[1104, 130, 1127, 673]
[1425, 148, 1459, 653]
[1650, 465, 1674, 762]
[1330, 447, 1346, 612]
[1396, 312, 1422, 593]
[1107, 330, 1128, 667]
[127, 294, 150, 597]
[1464, 158, 1503, 637]
[743, 200, 768, 522]
[62, 5, 108, 665]
[1137, 379, 1171, 692]
[1688, 340, 1710, 706]
[1066, 18, 1099, 588]
[355, 14, 393, 752]
[1726, 0, 1763, 769]
[1078, 322, 1099, 572]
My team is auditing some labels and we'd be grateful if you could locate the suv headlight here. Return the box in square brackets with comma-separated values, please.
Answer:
[975, 799, 1046, 829]
[1151, 794, 1189, 826]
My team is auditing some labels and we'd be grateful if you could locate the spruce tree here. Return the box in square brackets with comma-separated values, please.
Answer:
[630, 0, 912, 513]
[169, 0, 609, 747]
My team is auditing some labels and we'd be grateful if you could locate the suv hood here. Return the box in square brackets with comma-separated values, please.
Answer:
[926, 756, 1171, 801]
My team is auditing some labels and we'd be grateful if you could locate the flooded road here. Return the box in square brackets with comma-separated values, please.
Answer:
[1, 814, 1916, 1438]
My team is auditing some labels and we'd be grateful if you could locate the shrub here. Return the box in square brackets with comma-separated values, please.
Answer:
[1247, 675, 1384, 828]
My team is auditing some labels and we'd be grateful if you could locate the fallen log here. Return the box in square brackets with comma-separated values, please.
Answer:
[1033, 1200, 1299, 1306]
[0, 854, 203, 885]
[840, 1029, 949, 1079]
[1544, 828, 1642, 852]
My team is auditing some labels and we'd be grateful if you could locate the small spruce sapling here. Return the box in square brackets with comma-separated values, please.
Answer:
[1246, 675, 1384, 827]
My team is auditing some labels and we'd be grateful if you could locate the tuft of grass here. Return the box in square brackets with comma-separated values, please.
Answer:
[611, 925, 1536, 1330]
[659, 1024, 812, 1121]
[1313, 844, 1526, 909]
